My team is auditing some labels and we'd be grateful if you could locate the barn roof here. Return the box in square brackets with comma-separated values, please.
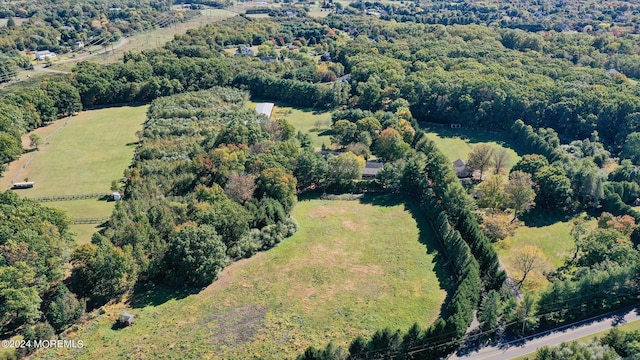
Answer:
[255, 103, 275, 118]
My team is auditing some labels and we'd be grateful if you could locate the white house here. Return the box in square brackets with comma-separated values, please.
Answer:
[255, 103, 275, 119]
[35, 50, 57, 60]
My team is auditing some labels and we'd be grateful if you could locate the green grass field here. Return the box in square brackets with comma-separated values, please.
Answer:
[39, 196, 450, 359]
[251, 102, 334, 149]
[14, 105, 147, 197]
[422, 124, 521, 172]
[496, 213, 596, 292]
[0, 105, 147, 244]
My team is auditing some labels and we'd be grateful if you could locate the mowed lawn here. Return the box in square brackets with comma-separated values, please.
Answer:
[41, 197, 449, 360]
[496, 213, 596, 292]
[2, 105, 147, 243]
[422, 124, 521, 172]
[15, 105, 147, 197]
[45, 199, 115, 244]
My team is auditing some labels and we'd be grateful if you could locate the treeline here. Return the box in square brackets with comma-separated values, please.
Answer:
[537, 327, 640, 359]
[342, 0, 640, 34]
[0, 191, 84, 357]
[321, 15, 640, 150]
[68, 88, 302, 305]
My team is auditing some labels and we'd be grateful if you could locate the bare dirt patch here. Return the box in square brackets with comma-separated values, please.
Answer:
[207, 304, 267, 346]
[342, 220, 367, 232]
[307, 204, 345, 219]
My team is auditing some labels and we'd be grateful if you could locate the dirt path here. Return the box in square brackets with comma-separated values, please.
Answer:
[0, 116, 73, 190]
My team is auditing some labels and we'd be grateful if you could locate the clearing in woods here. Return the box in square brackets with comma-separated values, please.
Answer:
[496, 212, 597, 292]
[0, 105, 147, 244]
[39, 195, 451, 359]
[422, 124, 521, 173]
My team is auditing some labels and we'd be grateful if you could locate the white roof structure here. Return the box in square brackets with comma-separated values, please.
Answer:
[255, 103, 275, 119]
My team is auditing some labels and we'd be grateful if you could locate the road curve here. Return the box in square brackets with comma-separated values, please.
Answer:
[450, 306, 640, 360]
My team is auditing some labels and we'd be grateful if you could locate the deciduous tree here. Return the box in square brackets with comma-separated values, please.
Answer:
[504, 171, 535, 220]
[492, 148, 510, 175]
[514, 245, 545, 286]
[467, 144, 494, 179]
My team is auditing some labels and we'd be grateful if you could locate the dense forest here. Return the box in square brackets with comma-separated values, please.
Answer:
[3, 6, 640, 359]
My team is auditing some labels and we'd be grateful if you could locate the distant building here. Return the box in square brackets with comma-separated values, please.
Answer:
[35, 50, 56, 60]
[320, 52, 332, 62]
[362, 161, 384, 180]
[338, 74, 351, 83]
[74, 41, 85, 49]
[112, 192, 121, 201]
[255, 103, 275, 119]
[606, 68, 622, 76]
[287, 45, 300, 50]
[11, 181, 35, 189]
[118, 312, 134, 326]
[259, 56, 278, 62]
[235, 46, 255, 56]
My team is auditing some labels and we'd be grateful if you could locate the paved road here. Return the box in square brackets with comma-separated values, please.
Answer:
[450, 306, 640, 360]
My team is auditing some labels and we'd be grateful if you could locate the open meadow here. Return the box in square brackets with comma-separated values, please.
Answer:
[0, 105, 147, 244]
[422, 124, 521, 172]
[37, 196, 450, 359]
[251, 102, 334, 149]
[496, 213, 596, 292]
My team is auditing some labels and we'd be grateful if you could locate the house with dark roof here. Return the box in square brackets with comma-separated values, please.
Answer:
[362, 161, 384, 180]
[453, 159, 470, 178]
[236, 47, 255, 56]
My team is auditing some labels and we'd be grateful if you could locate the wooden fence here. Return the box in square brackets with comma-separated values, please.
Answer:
[73, 217, 110, 225]
[31, 193, 111, 202]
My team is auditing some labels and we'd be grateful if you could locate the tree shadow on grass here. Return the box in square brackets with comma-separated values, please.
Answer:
[419, 122, 526, 155]
[128, 282, 200, 309]
[519, 208, 575, 228]
[360, 193, 457, 319]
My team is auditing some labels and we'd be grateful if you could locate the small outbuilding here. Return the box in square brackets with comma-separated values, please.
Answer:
[453, 159, 470, 178]
[236, 46, 255, 56]
[35, 50, 57, 60]
[255, 102, 275, 119]
[362, 161, 384, 180]
[118, 312, 134, 326]
[12, 181, 35, 189]
[112, 192, 121, 201]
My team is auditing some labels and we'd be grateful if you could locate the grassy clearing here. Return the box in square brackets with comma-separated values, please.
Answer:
[0, 106, 146, 244]
[45, 199, 114, 244]
[11, 105, 147, 197]
[250, 101, 334, 149]
[422, 124, 521, 172]
[275, 106, 333, 149]
[40, 196, 450, 360]
[69, 224, 104, 245]
[496, 213, 596, 292]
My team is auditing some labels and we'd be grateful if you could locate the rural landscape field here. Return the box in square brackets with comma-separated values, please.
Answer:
[37, 197, 448, 359]
[3, 0, 640, 359]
